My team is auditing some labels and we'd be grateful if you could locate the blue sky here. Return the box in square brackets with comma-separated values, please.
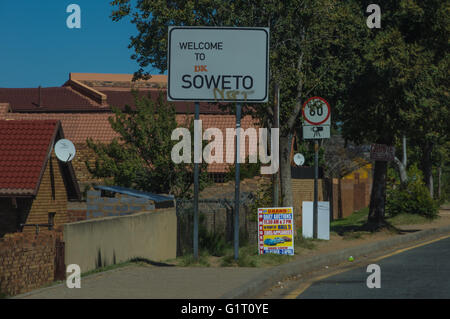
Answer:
[0, 1, 159, 88]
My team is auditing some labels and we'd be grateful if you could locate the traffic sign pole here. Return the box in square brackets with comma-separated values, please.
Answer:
[193, 101, 199, 260]
[313, 139, 319, 239]
[273, 84, 280, 207]
[168, 27, 270, 260]
[300, 97, 331, 239]
[234, 102, 242, 260]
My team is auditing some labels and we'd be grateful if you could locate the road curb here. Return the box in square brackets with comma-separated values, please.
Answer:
[220, 224, 450, 299]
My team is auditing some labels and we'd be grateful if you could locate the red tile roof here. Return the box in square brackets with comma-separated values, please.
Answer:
[99, 89, 225, 114]
[70, 72, 168, 89]
[4, 113, 119, 144]
[0, 86, 226, 114]
[68, 73, 224, 113]
[0, 87, 105, 112]
[0, 73, 263, 177]
[0, 120, 59, 196]
[2, 113, 260, 173]
[176, 115, 260, 173]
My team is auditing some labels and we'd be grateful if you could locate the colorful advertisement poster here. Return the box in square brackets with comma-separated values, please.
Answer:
[258, 207, 294, 255]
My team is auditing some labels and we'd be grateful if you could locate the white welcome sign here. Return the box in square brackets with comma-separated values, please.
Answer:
[168, 26, 269, 103]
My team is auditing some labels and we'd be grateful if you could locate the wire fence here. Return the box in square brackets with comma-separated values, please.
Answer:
[175, 192, 258, 257]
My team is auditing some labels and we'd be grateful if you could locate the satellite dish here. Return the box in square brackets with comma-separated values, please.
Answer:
[54, 139, 76, 163]
[293, 153, 305, 166]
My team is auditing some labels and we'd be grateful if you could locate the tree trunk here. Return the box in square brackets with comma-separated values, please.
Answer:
[272, 84, 280, 207]
[402, 136, 407, 166]
[422, 142, 434, 198]
[279, 134, 294, 207]
[338, 177, 343, 219]
[394, 135, 408, 185]
[368, 160, 388, 228]
[394, 157, 408, 185]
[427, 171, 434, 199]
[438, 165, 442, 199]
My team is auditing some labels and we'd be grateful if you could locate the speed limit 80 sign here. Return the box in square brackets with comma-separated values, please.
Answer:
[302, 97, 331, 139]
[302, 96, 331, 126]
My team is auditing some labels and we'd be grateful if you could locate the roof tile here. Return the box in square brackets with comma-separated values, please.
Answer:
[0, 87, 103, 112]
[1, 114, 260, 173]
[0, 120, 58, 195]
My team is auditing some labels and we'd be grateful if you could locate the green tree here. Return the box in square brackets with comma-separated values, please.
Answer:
[397, 0, 449, 198]
[339, 0, 449, 227]
[110, 0, 368, 207]
[86, 91, 209, 198]
[386, 164, 439, 219]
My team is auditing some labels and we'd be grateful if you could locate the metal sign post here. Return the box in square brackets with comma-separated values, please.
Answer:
[273, 85, 280, 207]
[301, 97, 331, 239]
[313, 140, 319, 239]
[167, 26, 269, 260]
[193, 101, 200, 260]
[234, 102, 242, 260]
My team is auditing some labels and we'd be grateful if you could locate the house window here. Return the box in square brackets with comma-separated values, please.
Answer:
[48, 212, 56, 230]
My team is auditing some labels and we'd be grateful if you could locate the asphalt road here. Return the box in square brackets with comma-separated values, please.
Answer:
[296, 236, 450, 299]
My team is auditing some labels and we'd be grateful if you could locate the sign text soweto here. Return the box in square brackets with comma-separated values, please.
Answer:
[168, 27, 269, 102]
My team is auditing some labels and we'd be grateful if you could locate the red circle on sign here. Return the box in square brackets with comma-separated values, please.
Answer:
[302, 96, 331, 125]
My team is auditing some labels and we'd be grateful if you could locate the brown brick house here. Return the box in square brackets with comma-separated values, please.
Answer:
[0, 120, 80, 237]
[0, 75, 373, 226]
[0, 73, 261, 187]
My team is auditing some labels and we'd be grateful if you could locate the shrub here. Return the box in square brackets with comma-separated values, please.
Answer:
[225, 157, 261, 182]
[248, 179, 273, 222]
[386, 165, 439, 219]
[199, 231, 229, 257]
[198, 213, 230, 256]
[436, 166, 450, 204]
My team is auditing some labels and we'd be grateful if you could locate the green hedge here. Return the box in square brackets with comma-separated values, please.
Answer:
[386, 165, 438, 219]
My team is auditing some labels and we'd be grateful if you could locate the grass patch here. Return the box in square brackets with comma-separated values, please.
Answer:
[330, 208, 369, 233]
[81, 257, 173, 278]
[178, 251, 211, 267]
[219, 245, 297, 267]
[175, 224, 329, 269]
[219, 240, 314, 268]
[386, 213, 436, 226]
[342, 231, 371, 240]
[220, 246, 258, 267]
[330, 207, 437, 236]
[0, 292, 8, 299]
[216, 229, 320, 268]
[295, 233, 318, 250]
[81, 261, 135, 277]
[329, 207, 387, 236]
[257, 252, 294, 266]
[221, 253, 258, 267]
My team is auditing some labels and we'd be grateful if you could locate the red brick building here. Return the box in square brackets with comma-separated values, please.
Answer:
[0, 120, 80, 237]
[0, 73, 260, 188]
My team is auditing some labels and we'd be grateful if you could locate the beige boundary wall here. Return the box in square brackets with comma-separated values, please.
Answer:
[291, 179, 324, 228]
[64, 208, 176, 273]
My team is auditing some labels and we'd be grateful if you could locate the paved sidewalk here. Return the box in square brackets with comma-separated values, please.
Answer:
[15, 266, 265, 299]
[14, 215, 450, 299]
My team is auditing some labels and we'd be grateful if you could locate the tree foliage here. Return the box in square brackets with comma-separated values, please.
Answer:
[338, 0, 449, 226]
[109, 0, 449, 225]
[86, 92, 209, 198]
[110, 0, 368, 206]
[386, 165, 439, 219]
